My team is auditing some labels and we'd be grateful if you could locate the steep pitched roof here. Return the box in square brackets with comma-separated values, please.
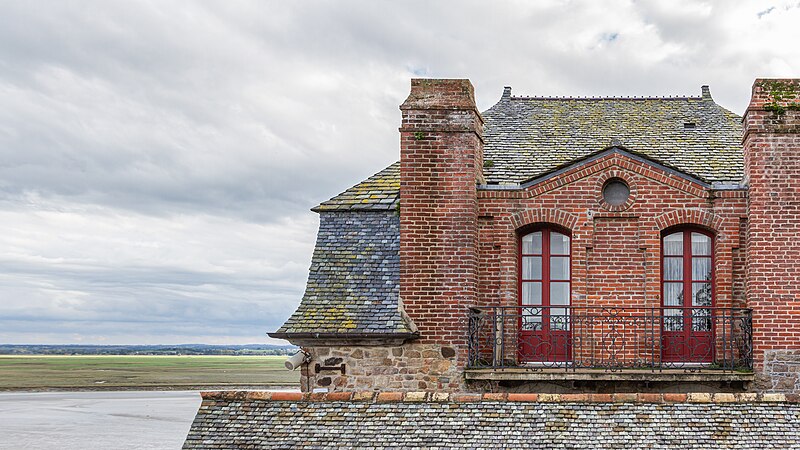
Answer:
[318, 86, 744, 209]
[482, 88, 744, 185]
[314, 162, 399, 212]
[269, 209, 415, 342]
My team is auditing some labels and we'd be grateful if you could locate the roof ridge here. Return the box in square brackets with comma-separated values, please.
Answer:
[509, 95, 704, 101]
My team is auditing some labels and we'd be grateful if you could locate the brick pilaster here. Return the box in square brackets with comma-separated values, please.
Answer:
[399, 79, 484, 346]
[743, 78, 800, 369]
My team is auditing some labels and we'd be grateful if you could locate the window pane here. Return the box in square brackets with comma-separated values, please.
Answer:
[692, 257, 712, 281]
[522, 256, 542, 280]
[522, 232, 542, 254]
[522, 282, 542, 305]
[663, 232, 683, 256]
[550, 256, 570, 280]
[691, 232, 711, 256]
[663, 282, 683, 307]
[550, 232, 570, 255]
[692, 282, 712, 307]
[663, 257, 683, 280]
[550, 308, 570, 330]
[521, 312, 542, 331]
[663, 282, 684, 331]
[692, 309, 711, 332]
[663, 311, 683, 331]
[550, 282, 570, 306]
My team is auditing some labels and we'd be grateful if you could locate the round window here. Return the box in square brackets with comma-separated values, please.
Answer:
[602, 179, 630, 206]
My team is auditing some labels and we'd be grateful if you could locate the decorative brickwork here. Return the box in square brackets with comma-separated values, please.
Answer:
[475, 150, 746, 325]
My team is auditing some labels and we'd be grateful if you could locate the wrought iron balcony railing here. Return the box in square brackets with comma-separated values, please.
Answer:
[467, 305, 753, 372]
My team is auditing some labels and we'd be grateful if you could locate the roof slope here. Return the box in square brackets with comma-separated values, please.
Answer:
[314, 162, 399, 212]
[185, 395, 800, 449]
[270, 209, 413, 339]
[482, 89, 744, 185]
[319, 87, 744, 209]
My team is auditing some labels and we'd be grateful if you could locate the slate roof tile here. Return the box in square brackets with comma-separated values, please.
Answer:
[184, 398, 800, 449]
[271, 210, 412, 337]
[314, 163, 399, 212]
[319, 87, 744, 209]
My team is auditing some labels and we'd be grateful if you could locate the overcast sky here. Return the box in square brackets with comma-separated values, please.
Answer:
[0, 1, 798, 345]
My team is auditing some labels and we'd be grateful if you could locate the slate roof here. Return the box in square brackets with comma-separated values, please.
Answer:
[482, 87, 744, 185]
[269, 210, 415, 339]
[319, 86, 744, 210]
[314, 162, 399, 212]
[185, 392, 800, 449]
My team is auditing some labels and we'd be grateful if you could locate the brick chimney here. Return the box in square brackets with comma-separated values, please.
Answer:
[399, 79, 484, 346]
[742, 79, 800, 369]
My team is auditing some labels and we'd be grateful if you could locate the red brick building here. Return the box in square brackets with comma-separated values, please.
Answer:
[271, 78, 800, 394]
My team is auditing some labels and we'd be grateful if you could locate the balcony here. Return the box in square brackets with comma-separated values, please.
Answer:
[466, 305, 753, 383]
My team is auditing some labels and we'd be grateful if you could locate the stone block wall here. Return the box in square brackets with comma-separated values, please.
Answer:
[758, 350, 800, 393]
[301, 343, 465, 392]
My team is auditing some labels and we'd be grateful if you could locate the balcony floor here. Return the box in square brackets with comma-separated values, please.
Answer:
[464, 368, 755, 383]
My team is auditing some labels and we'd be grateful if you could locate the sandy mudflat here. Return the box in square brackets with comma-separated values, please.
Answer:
[0, 391, 202, 449]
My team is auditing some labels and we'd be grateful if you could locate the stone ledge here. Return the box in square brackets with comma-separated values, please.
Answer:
[200, 390, 799, 404]
[464, 368, 755, 383]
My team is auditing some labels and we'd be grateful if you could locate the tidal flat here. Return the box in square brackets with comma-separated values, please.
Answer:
[0, 355, 299, 390]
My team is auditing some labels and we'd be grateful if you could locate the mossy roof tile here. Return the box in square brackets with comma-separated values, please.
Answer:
[320, 89, 743, 209]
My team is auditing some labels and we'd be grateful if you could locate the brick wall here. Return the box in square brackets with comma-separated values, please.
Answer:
[470, 152, 748, 370]
[743, 78, 800, 373]
[476, 155, 745, 309]
[399, 79, 483, 347]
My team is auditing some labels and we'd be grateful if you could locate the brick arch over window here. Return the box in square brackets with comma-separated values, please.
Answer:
[654, 209, 723, 234]
[510, 208, 578, 231]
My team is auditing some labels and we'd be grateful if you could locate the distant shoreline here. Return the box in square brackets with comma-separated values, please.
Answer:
[0, 344, 297, 356]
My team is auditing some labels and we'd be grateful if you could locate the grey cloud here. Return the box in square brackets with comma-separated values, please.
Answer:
[0, 0, 797, 344]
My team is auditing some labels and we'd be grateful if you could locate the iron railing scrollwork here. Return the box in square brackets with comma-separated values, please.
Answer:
[467, 305, 753, 372]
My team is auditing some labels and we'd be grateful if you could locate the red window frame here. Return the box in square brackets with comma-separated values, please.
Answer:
[518, 226, 572, 362]
[660, 227, 715, 363]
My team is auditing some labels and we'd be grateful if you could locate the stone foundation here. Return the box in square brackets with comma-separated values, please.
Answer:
[301, 343, 465, 392]
[756, 350, 800, 393]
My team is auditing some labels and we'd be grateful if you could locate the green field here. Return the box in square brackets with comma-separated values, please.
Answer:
[0, 355, 300, 390]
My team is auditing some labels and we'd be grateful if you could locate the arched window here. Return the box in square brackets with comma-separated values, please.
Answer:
[661, 228, 714, 362]
[519, 227, 571, 362]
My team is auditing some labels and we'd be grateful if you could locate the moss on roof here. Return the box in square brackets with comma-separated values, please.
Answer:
[482, 91, 744, 185]
[318, 87, 744, 209]
[314, 162, 399, 212]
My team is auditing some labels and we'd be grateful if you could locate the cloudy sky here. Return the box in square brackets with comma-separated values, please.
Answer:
[0, 1, 798, 345]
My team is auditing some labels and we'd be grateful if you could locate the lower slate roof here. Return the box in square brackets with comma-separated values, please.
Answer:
[184, 391, 800, 449]
[270, 210, 414, 339]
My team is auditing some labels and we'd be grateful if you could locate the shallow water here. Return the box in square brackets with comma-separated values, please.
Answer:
[0, 391, 201, 449]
